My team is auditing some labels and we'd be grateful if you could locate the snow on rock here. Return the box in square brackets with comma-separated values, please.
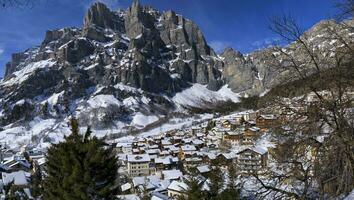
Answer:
[259, 89, 270, 97]
[87, 94, 121, 108]
[0, 59, 56, 86]
[172, 84, 240, 108]
[43, 91, 64, 106]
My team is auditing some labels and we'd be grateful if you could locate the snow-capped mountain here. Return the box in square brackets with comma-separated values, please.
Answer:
[0, 1, 353, 147]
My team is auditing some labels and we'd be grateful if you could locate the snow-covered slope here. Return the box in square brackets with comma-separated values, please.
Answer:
[172, 84, 239, 108]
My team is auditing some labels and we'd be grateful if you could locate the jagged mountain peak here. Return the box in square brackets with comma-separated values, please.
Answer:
[0, 1, 233, 139]
[0, 1, 353, 148]
[220, 47, 243, 59]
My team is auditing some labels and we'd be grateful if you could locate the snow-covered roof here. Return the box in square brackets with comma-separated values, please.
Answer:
[197, 165, 211, 173]
[121, 183, 132, 192]
[148, 144, 159, 149]
[146, 149, 160, 155]
[162, 169, 183, 180]
[259, 114, 277, 120]
[37, 157, 46, 166]
[167, 180, 188, 192]
[117, 143, 132, 148]
[161, 139, 172, 145]
[155, 156, 178, 165]
[2, 170, 28, 186]
[192, 139, 203, 145]
[238, 146, 268, 155]
[251, 146, 268, 155]
[132, 176, 146, 187]
[164, 145, 179, 151]
[206, 153, 217, 160]
[181, 145, 196, 151]
[248, 127, 260, 132]
[127, 154, 150, 163]
[151, 192, 170, 200]
[117, 194, 140, 200]
[221, 152, 237, 160]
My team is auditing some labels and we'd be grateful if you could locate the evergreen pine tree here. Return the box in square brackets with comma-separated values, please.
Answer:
[183, 177, 205, 200]
[208, 166, 223, 199]
[181, 167, 207, 200]
[43, 118, 119, 200]
[217, 163, 240, 200]
[31, 163, 43, 198]
[4, 181, 29, 200]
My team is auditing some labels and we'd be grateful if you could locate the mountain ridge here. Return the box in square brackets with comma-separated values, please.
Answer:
[0, 1, 353, 148]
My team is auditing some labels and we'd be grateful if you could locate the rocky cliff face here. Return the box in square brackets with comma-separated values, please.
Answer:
[0, 1, 353, 146]
[0, 1, 230, 143]
[221, 19, 354, 95]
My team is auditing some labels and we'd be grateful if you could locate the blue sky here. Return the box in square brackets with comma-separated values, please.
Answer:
[0, 0, 339, 77]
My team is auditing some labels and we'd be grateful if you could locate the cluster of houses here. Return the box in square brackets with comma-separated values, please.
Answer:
[111, 110, 279, 199]
[0, 144, 45, 199]
[0, 110, 280, 200]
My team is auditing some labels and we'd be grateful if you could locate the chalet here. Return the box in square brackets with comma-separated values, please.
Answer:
[220, 119, 237, 130]
[211, 127, 229, 139]
[3, 156, 31, 172]
[244, 120, 256, 128]
[155, 156, 179, 170]
[184, 157, 203, 167]
[161, 139, 172, 147]
[1, 171, 32, 200]
[115, 143, 132, 154]
[242, 127, 261, 145]
[191, 139, 204, 149]
[167, 181, 188, 199]
[237, 147, 268, 173]
[121, 183, 132, 193]
[216, 152, 237, 167]
[201, 153, 217, 164]
[164, 145, 180, 156]
[171, 136, 182, 144]
[179, 145, 197, 160]
[191, 126, 205, 135]
[146, 149, 161, 157]
[223, 131, 243, 146]
[162, 169, 183, 181]
[256, 115, 278, 129]
[196, 165, 211, 174]
[151, 192, 170, 200]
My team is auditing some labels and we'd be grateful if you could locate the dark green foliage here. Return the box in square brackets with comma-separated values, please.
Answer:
[179, 167, 207, 200]
[239, 116, 246, 124]
[208, 166, 223, 199]
[3, 181, 29, 200]
[182, 164, 241, 200]
[206, 120, 216, 131]
[43, 118, 119, 200]
[219, 163, 241, 200]
[31, 164, 43, 198]
[182, 178, 206, 200]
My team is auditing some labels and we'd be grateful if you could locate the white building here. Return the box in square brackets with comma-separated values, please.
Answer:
[127, 154, 151, 176]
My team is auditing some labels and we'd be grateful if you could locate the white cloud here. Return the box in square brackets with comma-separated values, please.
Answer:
[209, 40, 231, 53]
[251, 37, 281, 49]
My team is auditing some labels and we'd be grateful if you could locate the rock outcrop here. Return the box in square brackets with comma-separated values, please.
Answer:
[1, 1, 353, 134]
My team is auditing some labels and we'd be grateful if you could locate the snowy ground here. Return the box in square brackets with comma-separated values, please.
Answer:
[0, 83, 241, 149]
[172, 84, 240, 109]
